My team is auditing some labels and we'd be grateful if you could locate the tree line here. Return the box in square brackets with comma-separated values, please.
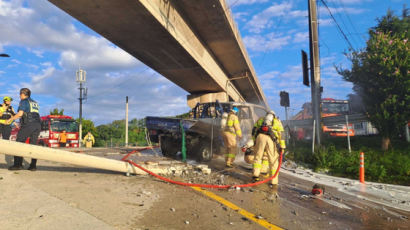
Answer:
[50, 108, 147, 147]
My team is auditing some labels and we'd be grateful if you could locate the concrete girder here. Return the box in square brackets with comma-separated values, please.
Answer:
[48, 0, 245, 102]
[176, 0, 267, 107]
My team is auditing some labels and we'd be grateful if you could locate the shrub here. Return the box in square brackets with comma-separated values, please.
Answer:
[288, 136, 410, 185]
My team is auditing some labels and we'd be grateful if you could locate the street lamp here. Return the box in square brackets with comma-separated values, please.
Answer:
[0, 53, 10, 57]
[76, 68, 86, 148]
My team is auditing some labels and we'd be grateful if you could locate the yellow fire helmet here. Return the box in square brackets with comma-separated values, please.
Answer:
[3, 96, 12, 102]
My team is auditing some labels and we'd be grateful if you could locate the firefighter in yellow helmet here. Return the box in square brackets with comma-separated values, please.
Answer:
[252, 110, 285, 191]
[83, 132, 95, 148]
[0, 96, 16, 140]
[222, 107, 242, 167]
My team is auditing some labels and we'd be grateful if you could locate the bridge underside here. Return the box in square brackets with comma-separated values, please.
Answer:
[49, 0, 267, 106]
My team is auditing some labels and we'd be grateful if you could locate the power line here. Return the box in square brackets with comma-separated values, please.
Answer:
[327, 0, 360, 49]
[334, 0, 365, 47]
[319, 0, 355, 51]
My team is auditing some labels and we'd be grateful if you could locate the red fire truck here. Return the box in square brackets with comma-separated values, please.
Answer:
[38, 115, 79, 147]
[10, 115, 79, 147]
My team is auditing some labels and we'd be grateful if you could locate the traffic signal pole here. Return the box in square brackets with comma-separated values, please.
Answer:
[308, 0, 322, 147]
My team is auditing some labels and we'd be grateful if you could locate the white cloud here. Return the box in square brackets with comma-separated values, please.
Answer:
[318, 18, 334, 26]
[0, 0, 189, 124]
[8, 64, 189, 124]
[0, 1, 139, 72]
[233, 11, 249, 22]
[293, 32, 309, 43]
[245, 2, 293, 33]
[327, 0, 372, 5]
[243, 32, 291, 51]
[227, 0, 269, 6]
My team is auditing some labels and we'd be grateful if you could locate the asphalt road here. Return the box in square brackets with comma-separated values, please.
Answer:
[0, 148, 408, 230]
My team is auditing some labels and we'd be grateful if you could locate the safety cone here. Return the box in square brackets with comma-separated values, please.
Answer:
[359, 152, 365, 183]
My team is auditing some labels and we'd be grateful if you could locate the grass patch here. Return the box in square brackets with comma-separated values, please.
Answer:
[287, 136, 410, 185]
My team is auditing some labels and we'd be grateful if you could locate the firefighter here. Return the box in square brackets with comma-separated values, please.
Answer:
[7, 88, 41, 171]
[252, 111, 285, 192]
[250, 111, 277, 174]
[83, 132, 95, 148]
[222, 107, 242, 167]
[243, 140, 270, 175]
[0, 96, 16, 140]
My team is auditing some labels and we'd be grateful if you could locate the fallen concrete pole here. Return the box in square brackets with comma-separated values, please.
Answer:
[0, 139, 167, 175]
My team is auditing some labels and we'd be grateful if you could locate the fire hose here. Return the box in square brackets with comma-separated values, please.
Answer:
[121, 149, 283, 189]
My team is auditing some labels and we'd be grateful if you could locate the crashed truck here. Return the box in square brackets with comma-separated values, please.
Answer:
[146, 92, 269, 162]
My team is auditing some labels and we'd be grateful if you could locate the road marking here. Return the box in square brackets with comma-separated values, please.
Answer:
[191, 187, 283, 230]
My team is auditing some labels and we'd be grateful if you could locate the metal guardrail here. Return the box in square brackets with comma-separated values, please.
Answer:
[283, 113, 369, 128]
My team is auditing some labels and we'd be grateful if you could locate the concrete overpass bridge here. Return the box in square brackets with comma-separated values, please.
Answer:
[49, 0, 268, 107]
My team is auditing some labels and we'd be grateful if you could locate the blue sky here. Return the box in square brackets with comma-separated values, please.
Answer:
[0, 0, 406, 124]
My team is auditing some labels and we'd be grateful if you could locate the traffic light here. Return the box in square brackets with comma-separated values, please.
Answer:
[280, 91, 290, 107]
[301, 50, 309, 87]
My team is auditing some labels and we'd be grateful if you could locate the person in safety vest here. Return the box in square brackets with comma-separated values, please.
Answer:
[222, 107, 242, 167]
[7, 88, 41, 171]
[58, 130, 67, 147]
[252, 110, 285, 192]
[83, 132, 95, 148]
[0, 96, 16, 140]
[243, 111, 275, 174]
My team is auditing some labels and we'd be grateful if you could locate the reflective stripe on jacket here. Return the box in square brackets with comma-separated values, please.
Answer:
[225, 113, 242, 137]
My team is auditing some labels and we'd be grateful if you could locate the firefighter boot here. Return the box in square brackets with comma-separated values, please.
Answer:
[252, 176, 260, 183]
[268, 184, 279, 201]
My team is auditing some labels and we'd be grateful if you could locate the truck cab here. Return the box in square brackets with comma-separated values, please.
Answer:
[146, 101, 268, 162]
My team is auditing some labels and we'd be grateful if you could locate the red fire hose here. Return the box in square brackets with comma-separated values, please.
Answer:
[122, 148, 283, 189]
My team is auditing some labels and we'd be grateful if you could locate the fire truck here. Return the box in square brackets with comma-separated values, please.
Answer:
[292, 98, 354, 139]
[38, 115, 79, 147]
[10, 115, 79, 147]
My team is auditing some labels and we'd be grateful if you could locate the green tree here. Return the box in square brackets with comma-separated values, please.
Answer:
[76, 118, 97, 139]
[50, 108, 64, 115]
[338, 8, 410, 150]
[94, 118, 147, 147]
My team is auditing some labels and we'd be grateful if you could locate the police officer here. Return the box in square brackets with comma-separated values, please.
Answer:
[7, 88, 41, 171]
[0, 96, 16, 140]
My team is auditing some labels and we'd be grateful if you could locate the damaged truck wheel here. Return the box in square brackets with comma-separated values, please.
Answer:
[196, 142, 213, 162]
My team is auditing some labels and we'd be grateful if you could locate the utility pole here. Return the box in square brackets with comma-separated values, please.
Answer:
[308, 0, 322, 147]
[125, 96, 129, 147]
[76, 68, 86, 148]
